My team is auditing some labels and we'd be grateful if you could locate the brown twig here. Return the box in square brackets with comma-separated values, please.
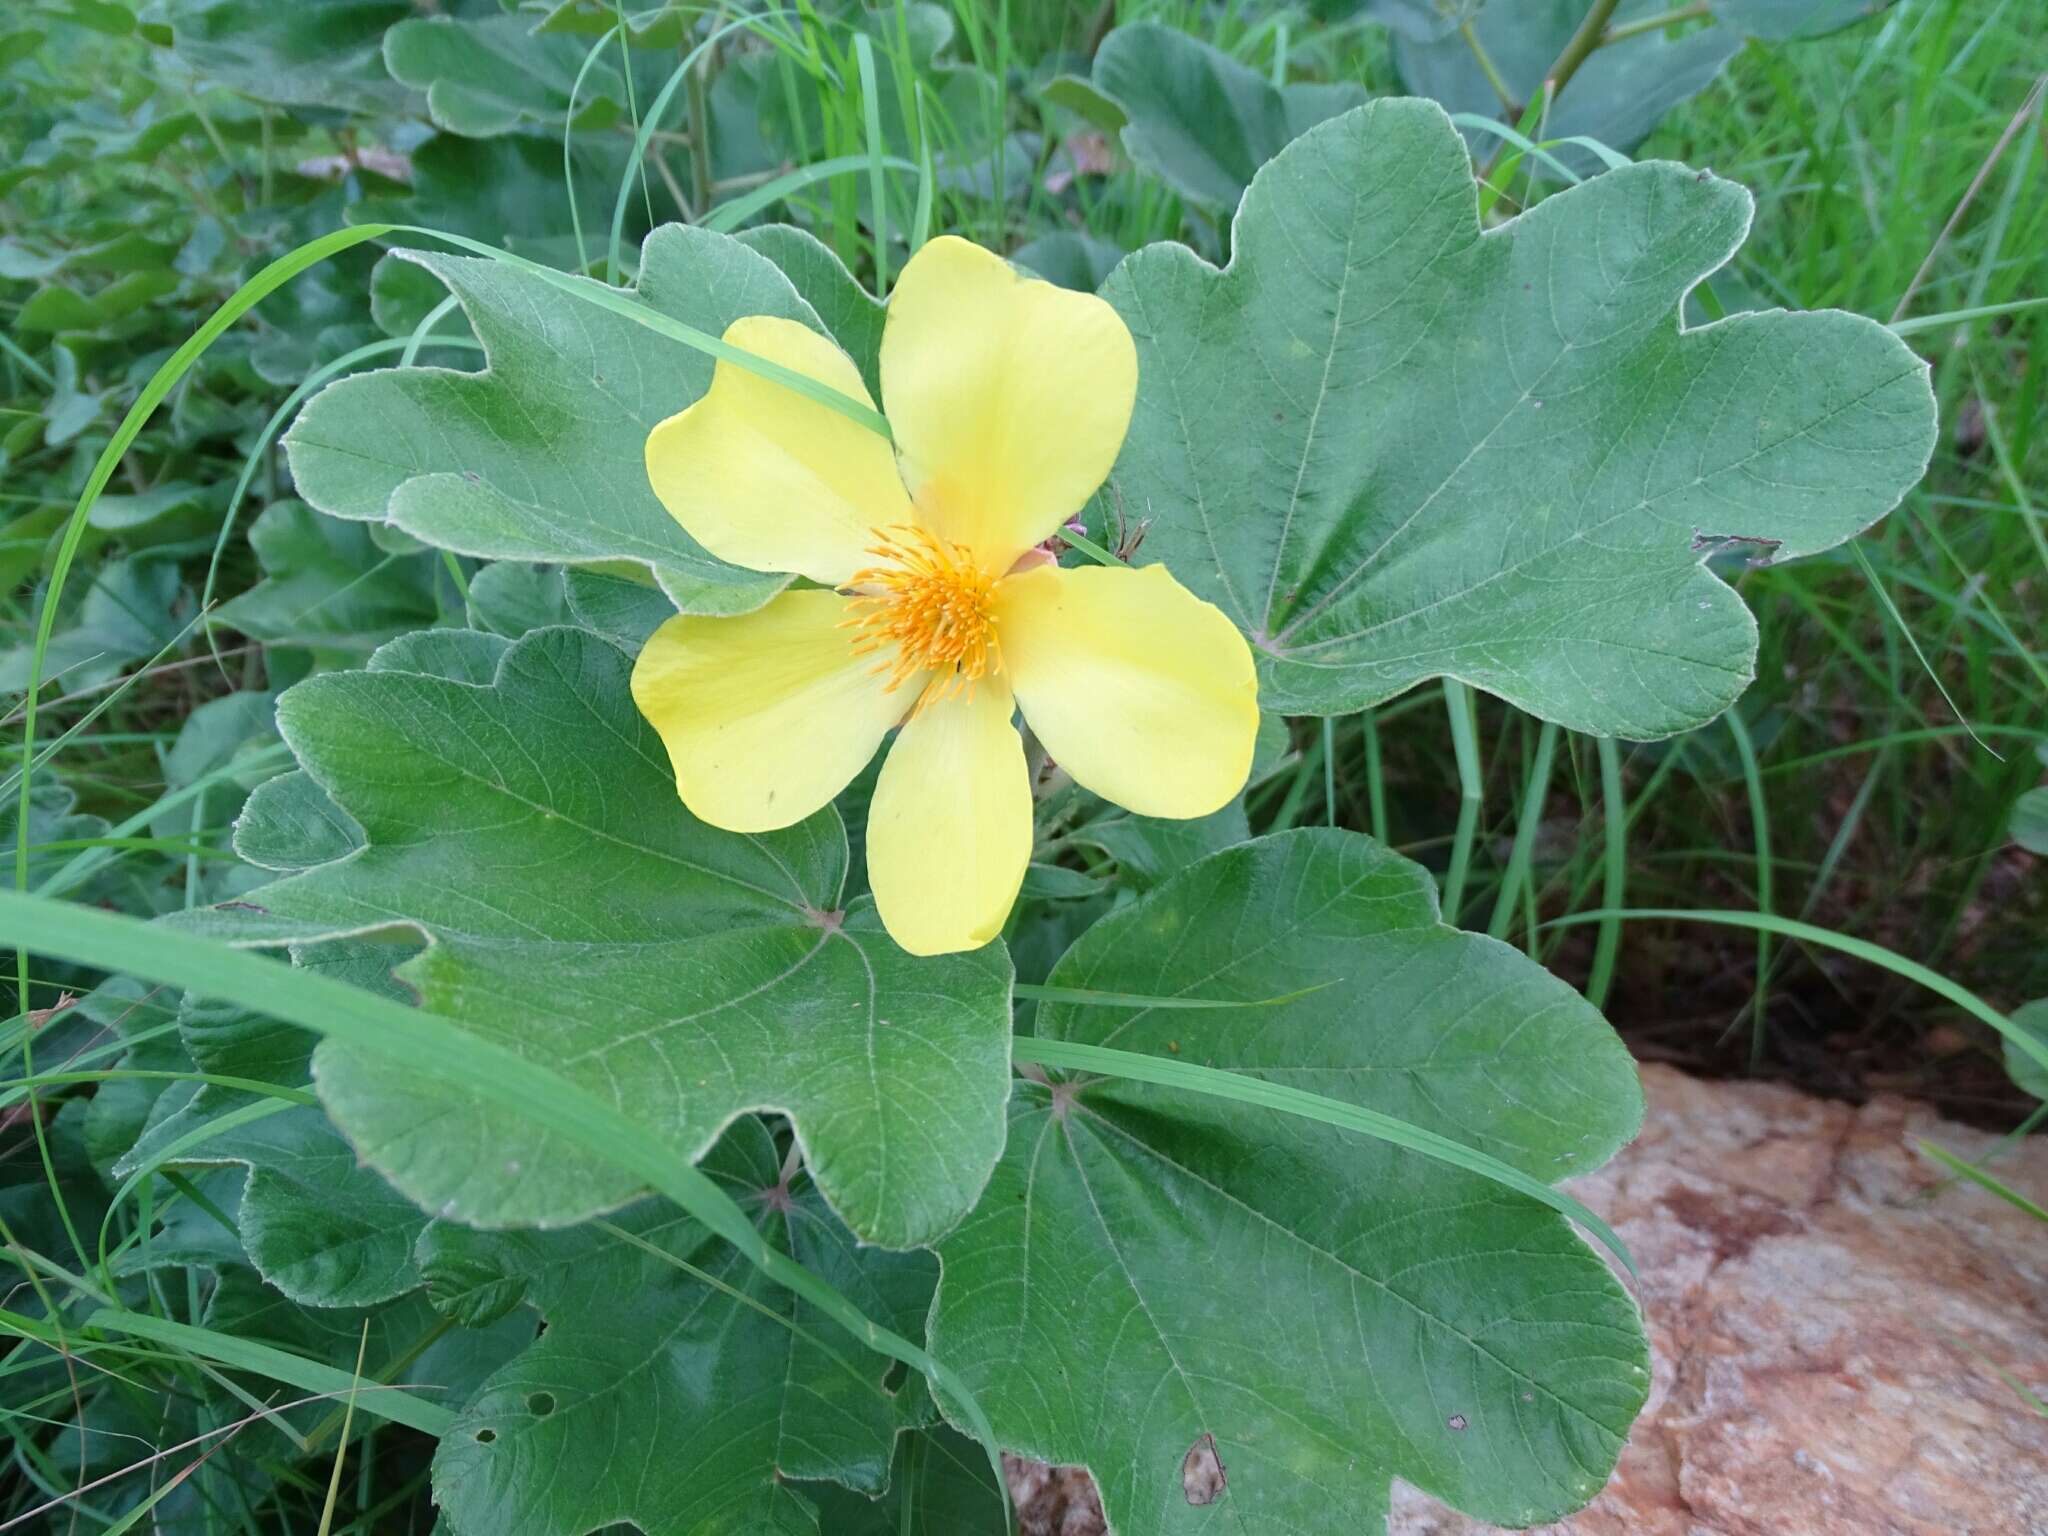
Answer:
[1891, 72, 2047, 324]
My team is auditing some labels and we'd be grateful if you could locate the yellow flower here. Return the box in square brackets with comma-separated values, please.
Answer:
[631, 236, 1259, 956]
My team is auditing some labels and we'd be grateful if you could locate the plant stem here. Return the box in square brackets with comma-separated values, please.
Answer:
[1487, 720, 1559, 941]
[1322, 717, 1338, 826]
[1890, 72, 2045, 323]
[684, 37, 715, 219]
[1476, 0, 1624, 183]
[1440, 680, 1482, 921]
[1600, 1, 1711, 48]
[1584, 737, 1626, 1010]
[1362, 708, 1387, 844]
[1084, 0, 1118, 57]
[1544, 0, 1625, 109]
[1460, 21, 1517, 116]
[1723, 710, 1773, 1070]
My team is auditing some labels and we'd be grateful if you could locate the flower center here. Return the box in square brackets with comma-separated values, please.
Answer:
[842, 525, 1001, 710]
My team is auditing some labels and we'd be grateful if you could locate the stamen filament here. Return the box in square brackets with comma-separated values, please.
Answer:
[840, 525, 1001, 714]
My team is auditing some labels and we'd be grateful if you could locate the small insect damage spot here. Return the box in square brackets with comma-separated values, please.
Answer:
[474, 1428, 497, 1444]
[1447, 1413, 1469, 1431]
[526, 1392, 556, 1418]
[1181, 1432, 1227, 1506]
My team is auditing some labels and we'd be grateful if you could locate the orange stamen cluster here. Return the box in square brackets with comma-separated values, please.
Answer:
[842, 525, 1001, 712]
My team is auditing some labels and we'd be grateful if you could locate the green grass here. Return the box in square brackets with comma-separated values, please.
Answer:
[1618, 2, 2045, 1097]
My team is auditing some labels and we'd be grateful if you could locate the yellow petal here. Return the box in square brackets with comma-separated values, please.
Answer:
[631, 590, 905, 833]
[879, 236, 1137, 574]
[646, 315, 910, 585]
[993, 562, 1259, 819]
[867, 680, 1031, 956]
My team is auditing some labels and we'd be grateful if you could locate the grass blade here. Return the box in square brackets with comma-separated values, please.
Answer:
[1722, 711, 1773, 1068]
[0, 1307, 453, 1436]
[1441, 679, 1483, 919]
[1011, 1036, 1635, 1276]
[1917, 1140, 2048, 1223]
[701, 153, 919, 235]
[1584, 737, 1626, 1009]
[854, 33, 891, 291]
[1546, 907, 2048, 1081]
[0, 888, 1012, 1521]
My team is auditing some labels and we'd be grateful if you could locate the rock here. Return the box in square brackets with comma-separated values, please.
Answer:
[1009, 1065, 2048, 1536]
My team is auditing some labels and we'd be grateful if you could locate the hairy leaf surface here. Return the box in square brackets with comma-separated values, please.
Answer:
[114, 947, 429, 1308]
[425, 1119, 936, 1536]
[933, 828, 1647, 1533]
[1092, 23, 1366, 215]
[283, 225, 869, 615]
[1102, 100, 1935, 736]
[383, 13, 632, 138]
[191, 626, 1013, 1248]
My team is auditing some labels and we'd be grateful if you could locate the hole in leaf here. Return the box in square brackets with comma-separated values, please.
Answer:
[881, 1358, 909, 1395]
[474, 1429, 496, 1445]
[527, 1392, 556, 1418]
[1181, 1432, 1226, 1506]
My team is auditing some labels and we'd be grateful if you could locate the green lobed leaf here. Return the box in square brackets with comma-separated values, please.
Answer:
[153, 0, 417, 113]
[1, 782, 111, 893]
[2010, 784, 2048, 855]
[2003, 999, 2048, 1102]
[1716, 0, 1896, 39]
[1091, 22, 1367, 216]
[85, 482, 221, 546]
[2, 888, 1013, 1495]
[214, 500, 448, 652]
[799, 1424, 1009, 1533]
[1102, 99, 1936, 737]
[465, 561, 571, 637]
[183, 625, 1014, 1249]
[561, 566, 678, 650]
[1350, 0, 1485, 41]
[43, 344, 105, 447]
[76, 977, 189, 1179]
[424, 1117, 939, 1536]
[932, 827, 1648, 1534]
[17, 268, 180, 333]
[352, 134, 653, 266]
[735, 226, 885, 398]
[1012, 231, 1129, 294]
[1065, 804, 1252, 894]
[282, 223, 875, 616]
[382, 13, 631, 139]
[1040, 73, 1130, 135]
[113, 945, 432, 1308]
[192, 1266, 530, 1443]
[0, 555, 185, 694]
